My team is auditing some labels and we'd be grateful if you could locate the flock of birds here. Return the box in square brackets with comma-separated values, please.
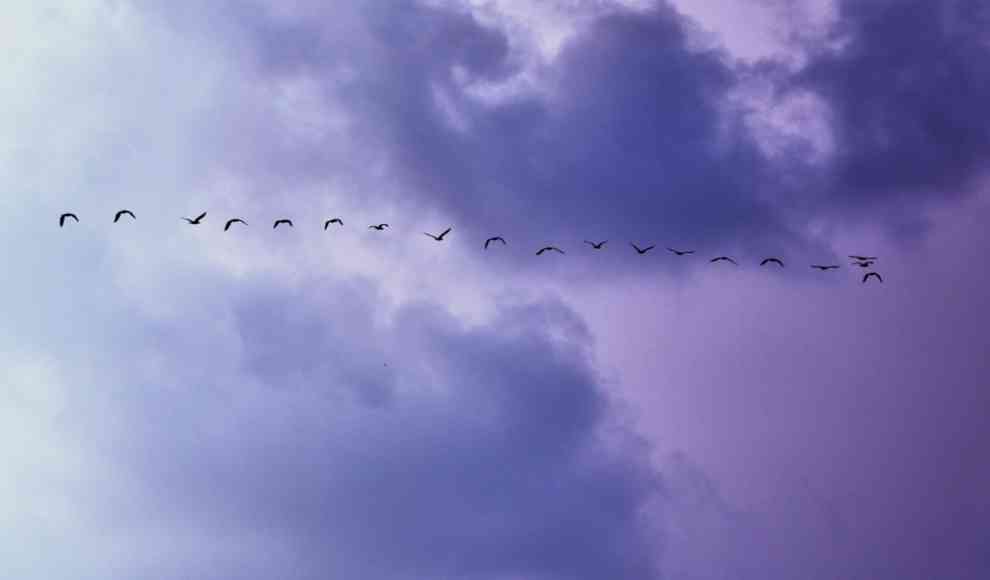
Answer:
[57, 210, 885, 283]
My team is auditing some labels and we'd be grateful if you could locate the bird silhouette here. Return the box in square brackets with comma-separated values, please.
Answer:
[424, 227, 452, 241]
[811, 264, 839, 271]
[536, 246, 565, 255]
[324, 218, 343, 229]
[849, 255, 878, 261]
[760, 257, 784, 267]
[710, 256, 738, 265]
[369, 223, 389, 230]
[584, 240, 607, 249]
[484, 236, 506, 249]
[113, 209, 136, 223]
[224, 218, 247, 231]
[862, 272, 883, 284]
[183, 211, 207, 225]
[667, 248, 694, 256]
[59, 213, 79, 227]
[851, 260, 875, 268]
[630, 243, 655, 255]
[273, 219, 293, 229]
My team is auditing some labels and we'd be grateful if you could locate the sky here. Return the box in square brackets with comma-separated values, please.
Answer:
[1, 0, 988, 578]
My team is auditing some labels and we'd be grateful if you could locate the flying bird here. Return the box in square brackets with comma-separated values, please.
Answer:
[273, 219, 293, 229]
[59, 213, 79, 227]
[536, 246, 565, 255]
[710, 256, 738, 265]
[224, 218, 247, 231]
[851, 260, 875, 268]
[584, 240, 607, 249]
[811, 264, 839, 271]
[183, 211, 207, 225]
[760, 257, 784, 267]
[862, 272, 883, 284]
[369, 223, 389, 230]
[324, 218, 343, 229]
[424, 227, 452, 241]
[113, 209, 136, 223]
[667, 248, 694, 256]
[630, 243, 655, 255]
[484, 236, 506, 249]
[849, 255, 878, 261]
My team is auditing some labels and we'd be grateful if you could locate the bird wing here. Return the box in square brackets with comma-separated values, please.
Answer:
[644, 246, 655, 252]
[195, 211, 206, 221]
[440, 227, 451, 237]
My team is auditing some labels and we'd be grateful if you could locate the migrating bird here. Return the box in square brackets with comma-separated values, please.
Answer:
[667, 248, 694, 256]
[862, 272, 883, 284]
[760, 257, 784, 267]
[849, 255, 878, 262]
[224, 218, 247, 231]
[484, 236, 506, 249]
[584, 240, 608, 249]
[324, 218, 343, 229]
[536, 246, 565, 255]
[113, 209, 136, 223]
[183, 211, 207, 225]
[851, 260, 875, 268]
[273, 219, 293, 229]
[424, 227, 452, 241]
[59, 213, 79, 227]
[710, 256, 738, 265]
[369, 223, 389, 230]
[811, 264, 839, 271]
[630, 243, 655, 255]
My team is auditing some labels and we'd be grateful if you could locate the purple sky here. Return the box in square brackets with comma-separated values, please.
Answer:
[2, 0, 988, 578]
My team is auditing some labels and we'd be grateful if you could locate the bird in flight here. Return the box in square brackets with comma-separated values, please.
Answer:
[369, 223, 389, 230]
[273, 219, 293, 229]
[760, 257, 784, 267]
[584, 240, 607, 249]
[113, 209, 136, 223]
[224, 218, 247, 231]
[862, 272, 883, 284]
[710, 256, 738, 265]
[811, 264, 839, 271]
[849, 255, 878, 261]
[630, 243, 655, 255]
[183, 211, 207, 225]
[536, 246, 565, 255]
[59, 213, 79, 227]
[851, 259, 875, 268]
[667, 248, 694, 256]
[424, 227, 452, 241]
[484, 236, 506, 249]
[324, 218, 343, 229]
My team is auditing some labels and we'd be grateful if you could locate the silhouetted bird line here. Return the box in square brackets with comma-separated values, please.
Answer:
[760, 257, 784, 267]
[536, 246, 565, 255]
[667, 248, 694, 256]
[59, 213, 79, 227]
[631, 243, 655, 255]
[484, 236, 506, 249]
[183, 211, 207, 225]
[862, 272, 883, 284]
[710, 256, 738, 265]
[811, 264, 839, 271]
[273, 219, 293, 229]
[113, 209, 135, 223]
[424, 227, 452, 241]
[324, 218, 343, 229]
[369, 223, 389, 230]
[849, 255, 878, 261]
[584, 240, 607, 249]
[224, 218, 247, 231]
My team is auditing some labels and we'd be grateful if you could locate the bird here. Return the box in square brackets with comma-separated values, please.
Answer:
[324, 218, 343, 229]
[851, 260, 875, 268]
[484, 236, 506, 249]
[760, 257, 784, 267]
[862, 272, 883, 284]
[59, 213, 79, 227]
[811, 264, 839, 271]
[630, 243, 655, 255]
[536, 246, 565, 255]
[849, 255, 878, 261]
[113, 209, 136, 223]
[273, 219, 293, 229]
[183, 211, 207, 225]
[424, 227, 452, 241]
[369, 223, 389, 230]
[584, 240, 607, 249]
[224, 218, 247, 231]
[710, 256, 738, 265]
[667, 248, 694, 256]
